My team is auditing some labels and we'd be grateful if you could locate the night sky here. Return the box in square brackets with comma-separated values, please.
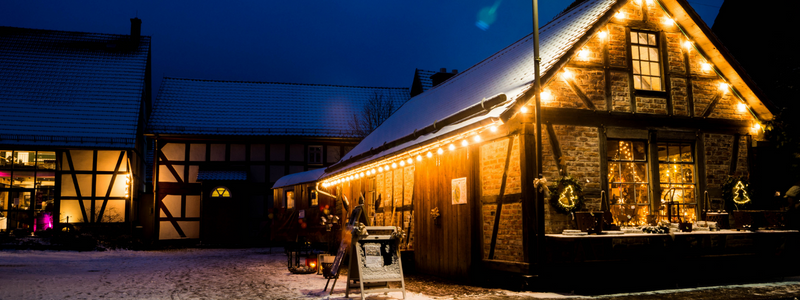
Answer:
[2, 0, 723, 95]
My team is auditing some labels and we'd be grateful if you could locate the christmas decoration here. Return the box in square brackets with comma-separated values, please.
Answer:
[549, 176, 584, 213]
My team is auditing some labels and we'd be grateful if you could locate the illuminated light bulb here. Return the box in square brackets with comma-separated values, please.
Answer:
[520, 106, 529, 113]
[461, 139, 469, 147]
[541, 90, 553, 103]
[701, 62, 711, 72]
[473, 135, 482, 143]
[417, 155, 423, 161]
[400, 160, 405, 167]
[378, 166, 383, 172]
[490, 125, 498, 132]
[561, 70, 573, 79]
[384, 165, 389, 171]
[752, 123, 762, 132]
[663, 18, 674, 26]
[578, 49, 590, 60]
[427, 151, 433, 158]
[371, 168, 376, 174]
[615, 11, 625, 19]
[683, 41, 692, 50]
[437, 148, 444, 155]
[407, 158, 413, 164]
[737, 102, 747, 113]
[391, 162, 397, 169]
[718, 82, 729, 91]
[448, 144, 456, 151]
[598, 31, 607, 39]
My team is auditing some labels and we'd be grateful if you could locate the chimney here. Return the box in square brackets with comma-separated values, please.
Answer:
[430, 67, 457, 87]
[130, 18, 142, 37]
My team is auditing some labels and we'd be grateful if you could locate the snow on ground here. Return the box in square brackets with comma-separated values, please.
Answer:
[0, 248, 799, 299]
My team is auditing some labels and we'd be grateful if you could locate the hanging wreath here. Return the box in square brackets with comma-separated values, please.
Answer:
[722, 175, 752, 209]
[549, 176, 584, 213]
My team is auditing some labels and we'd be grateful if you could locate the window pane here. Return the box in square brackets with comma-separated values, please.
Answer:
[650, 62, 660, 76]
[642, 76, 652, 90]
[651, 77, 661, 91]
[682, 165, 695, 183]
[13, 171, 35, 188]
[607, 141, 620, 160]
[634, 163, 648, 182]
[630, 32, 638, 43]
[619, 141, 633, 160]
[679, 185, 695, 203]
[639, 32, 647, 44]
[634, 75, 642, 89]
[632, 61, 641, 74]
[0, 151, 11, 168]
[641, 62, 650, 75]
[668, 144, 681, 162]
[621, 163, 636, 183]
[631, 46, 639, 59]
[608, 162, 620, 182]
[648, 33, 657, 46]
[681, 145, 692, 162]
[11, 191, 32, 210]
[36, 152, 56, 170]
[636, 183, 649, 203]
[36, 171, 55, 187]
[640, 47, 649, 60]
[36, 186, 56, 211]
[13, 151, 36, 169]
[649, 48, 659, 61]
[0, 170, 10, 188]
[632, 142, 646, 161]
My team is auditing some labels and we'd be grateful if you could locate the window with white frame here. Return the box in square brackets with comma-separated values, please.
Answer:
[631, 31, 663, 91]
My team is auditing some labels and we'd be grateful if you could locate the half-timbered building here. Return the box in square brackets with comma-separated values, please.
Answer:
[0, 21, 151, 234]
[145, 78, 409, 243]
[274, 0, 796, 284]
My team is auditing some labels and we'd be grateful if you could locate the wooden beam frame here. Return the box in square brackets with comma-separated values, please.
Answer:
[700, 92, 722, 118]
[487, 136, 515, 260]
[563, 76, 597, 110]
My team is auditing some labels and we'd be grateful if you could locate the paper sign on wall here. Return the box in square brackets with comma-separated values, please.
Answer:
[452, 177, 467, 205]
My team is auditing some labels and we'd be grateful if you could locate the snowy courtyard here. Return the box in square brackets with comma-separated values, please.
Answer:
[2, 247, 800, 299]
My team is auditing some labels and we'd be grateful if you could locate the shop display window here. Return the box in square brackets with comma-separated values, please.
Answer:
[657, 142, 697, 223]
[607, 140, 650, 226]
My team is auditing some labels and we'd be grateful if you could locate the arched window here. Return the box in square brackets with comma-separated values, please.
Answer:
[211, 187, 231, 198]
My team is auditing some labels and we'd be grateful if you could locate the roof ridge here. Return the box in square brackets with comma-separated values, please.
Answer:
[161, 77, 409, 90]
[0, 25, 152, 38]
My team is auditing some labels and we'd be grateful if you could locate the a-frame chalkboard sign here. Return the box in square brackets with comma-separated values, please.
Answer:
[345, 226, 406, 300]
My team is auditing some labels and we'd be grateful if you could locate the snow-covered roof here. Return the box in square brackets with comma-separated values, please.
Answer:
[196, 170, 248, 181]
[328, 0, 616, 174]
[148, 78, 410, 137]
[0, 26, 150, 148]
[272, 168, 325, 189]
[413, 69, 437, 93]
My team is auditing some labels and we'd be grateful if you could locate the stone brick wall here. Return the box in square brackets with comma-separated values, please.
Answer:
[480, 136, 521, 197]
[704, 133, 734, 190]
[671, 78, 689, 116]
[635, 97, 668, 114]
[546, 69, 606, 110]
[481, 202, 523, 261]
[611, 71, 631, 112]
[608, 24, 628, 68]
[735, 137, 749, 176]
[665, 32, 685, 74]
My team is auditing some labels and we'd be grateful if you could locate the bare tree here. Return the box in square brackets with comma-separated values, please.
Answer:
[348, 92, 395, 137]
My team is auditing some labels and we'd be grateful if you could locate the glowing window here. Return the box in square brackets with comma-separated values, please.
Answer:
[607, 140, 650, 226]
[630, 31, 662, 91]
[211, 187, 231, 198]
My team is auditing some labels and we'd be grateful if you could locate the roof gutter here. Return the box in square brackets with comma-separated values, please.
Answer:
[325, 93, 508, 173]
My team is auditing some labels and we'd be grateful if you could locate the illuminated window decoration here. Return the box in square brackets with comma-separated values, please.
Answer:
[549, 176, 584, 214]
[731, 181, 750, 205]
[608, 140, 650, 226]
[631, 31, 662, 91]
[212, 187, 231, 198]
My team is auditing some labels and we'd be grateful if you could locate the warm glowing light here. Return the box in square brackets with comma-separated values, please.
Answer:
[427, 151, 433, 158]
[391, 162, 397, 169]
[615, 11, 625, 19]
[309, 262, 316, 268]
[578, 49, 590, 60]
[378, 166, 383, 172]
[371, 168, 376, 174]
[701, 62, 711, 72]
[520, 106, 529, 113]
[384, 165, 389, 171]
[417, 155, 423, 161]
[473, 135, 481, 143]
[598, 31, 607, 39]
[752, 123, 762, 132]
[461, 139, 469, 147]
[437, 148, 444, 155]
[683, 41, 692, 50]
[399, 160, 405, 167]
[448, 144, 456, 151]
[663, 18, 674, 26]
[490, 125, 498, 132]
[407, 158, 413, 165]
[718, 82, 729, 91]
[737, 102, 747, 113]
[541, 90, 553, 103]
[561, 70, 573, 79]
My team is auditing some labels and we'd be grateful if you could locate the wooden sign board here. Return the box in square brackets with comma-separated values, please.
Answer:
[330, 205, 365, 277]
[346, 226, 406, 300]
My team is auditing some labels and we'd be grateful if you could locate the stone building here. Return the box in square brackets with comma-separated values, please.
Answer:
[273, 0, 792, 285]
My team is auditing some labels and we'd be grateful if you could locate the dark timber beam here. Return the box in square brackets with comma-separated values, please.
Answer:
[542, 107, 751, 135]
[700, 93, 722, 118]
[488, 136, 515, 260]
[546, 123, 566, 175]
[564, 76, 597, 110]
[729, 134, 740, 175]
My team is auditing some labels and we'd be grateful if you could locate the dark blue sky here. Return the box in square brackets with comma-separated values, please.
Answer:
[2, 0, 723, 93]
